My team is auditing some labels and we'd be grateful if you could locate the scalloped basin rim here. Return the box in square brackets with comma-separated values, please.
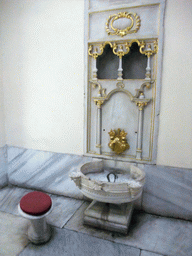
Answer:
[70, 160, 145, 204]
[80, 160, 145, 184]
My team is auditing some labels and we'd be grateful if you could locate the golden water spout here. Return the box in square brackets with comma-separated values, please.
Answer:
[108, 129, 130, 154]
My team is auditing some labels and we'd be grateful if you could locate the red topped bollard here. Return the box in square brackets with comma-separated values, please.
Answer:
[18, 191, 52, 244]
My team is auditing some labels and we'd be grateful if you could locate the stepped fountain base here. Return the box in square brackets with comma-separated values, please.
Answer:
[84, 200, 134, 234]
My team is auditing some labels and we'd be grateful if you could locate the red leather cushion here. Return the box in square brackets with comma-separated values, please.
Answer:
[20, 191, 52, 216]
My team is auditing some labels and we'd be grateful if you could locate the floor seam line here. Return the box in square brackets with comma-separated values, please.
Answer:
[61, 201, 86, 228]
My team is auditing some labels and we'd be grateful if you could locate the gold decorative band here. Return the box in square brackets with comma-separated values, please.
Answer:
[88, 39, 158, 59]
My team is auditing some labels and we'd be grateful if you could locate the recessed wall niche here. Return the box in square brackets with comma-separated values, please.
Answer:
[122, 43, 147, 79]
[97, 43, 147, 79]
[97, 44, 119, 79]
[84, 0, 166, 164]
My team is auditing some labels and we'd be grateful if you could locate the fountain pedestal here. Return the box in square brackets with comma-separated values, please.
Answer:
[84, 200, 134, 234]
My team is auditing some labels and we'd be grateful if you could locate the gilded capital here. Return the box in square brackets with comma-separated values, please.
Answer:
[94, 99, 105, 108]
[112, 43, 130, 58]
[88, 45, 104, 59]
[133, 98, 150, 110]
[136, 102, 148, 110]
[140, 40, 158, 57]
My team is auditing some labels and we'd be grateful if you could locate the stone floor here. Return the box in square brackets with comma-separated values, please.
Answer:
[0, 186, 192, 256]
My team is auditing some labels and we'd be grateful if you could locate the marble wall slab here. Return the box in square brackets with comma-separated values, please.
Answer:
[7, 146, 93, 199]
[6, 146, 192, 221]
[141, 164, 192, 221]
[0, 146, 7, 188]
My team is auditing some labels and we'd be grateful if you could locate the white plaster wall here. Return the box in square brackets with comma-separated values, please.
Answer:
[156, 0, 192, 168]
[1, 0, 192, 168]
[1, 0, 84, 154]
[0, 87, 5, 147]
[0, 98, 5, 148]
[0, 43, 5, 147]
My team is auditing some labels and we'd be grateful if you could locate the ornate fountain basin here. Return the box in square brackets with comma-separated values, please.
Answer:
[70, 160, 145, 204]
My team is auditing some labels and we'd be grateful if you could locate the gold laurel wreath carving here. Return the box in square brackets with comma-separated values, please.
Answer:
[106, 12, 141, 37]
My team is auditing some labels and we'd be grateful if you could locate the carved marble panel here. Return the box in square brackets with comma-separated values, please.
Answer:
[88, 5, 160, 41]
[84, 0, 166, 164]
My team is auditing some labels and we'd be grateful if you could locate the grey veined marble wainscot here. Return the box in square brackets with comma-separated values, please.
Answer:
[7, 146, 94, 199]
[140, 164, 192, 221]
[0, 146, 8, 188]
[6, 146, 192, 221]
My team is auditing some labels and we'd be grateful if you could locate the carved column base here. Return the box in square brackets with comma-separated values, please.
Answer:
[136, 148, 142, 160]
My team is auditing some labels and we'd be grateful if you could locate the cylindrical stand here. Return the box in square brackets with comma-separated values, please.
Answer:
[18, 204, 52, 244]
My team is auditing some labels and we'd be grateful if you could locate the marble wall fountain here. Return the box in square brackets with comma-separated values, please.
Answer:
[71, 0, 166, 233]
[70, 160, 145, 233]
[84, 0, 165, 164]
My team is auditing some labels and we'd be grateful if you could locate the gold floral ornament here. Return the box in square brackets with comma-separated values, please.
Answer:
[112, 43, 130, 58]
[88, 42, 113, 59]
[139, 41, 158, 57]
[106, 12, 141, 37]
[88, 45, 104, 59]
[108, 129, 130, 154]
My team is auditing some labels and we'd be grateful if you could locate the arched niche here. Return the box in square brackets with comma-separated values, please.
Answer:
[97, 44, 119, 79]
[122, 42, 147, 79]
[101, 91, 137, 156]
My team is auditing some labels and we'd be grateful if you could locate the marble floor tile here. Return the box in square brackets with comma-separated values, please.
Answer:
[0, 186, 30, 215]
[0, 186, 11, 202]
[0, 211, 29, 256]
[19, 228, 140, 256]
[46, 194, 83, 228]
[65, 202, 192, 256]
[0, 186, 83, 229]
[65, 202, 116, 240]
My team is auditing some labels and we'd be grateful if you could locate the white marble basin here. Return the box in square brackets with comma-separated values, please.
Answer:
[70, 160, 145, 204]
